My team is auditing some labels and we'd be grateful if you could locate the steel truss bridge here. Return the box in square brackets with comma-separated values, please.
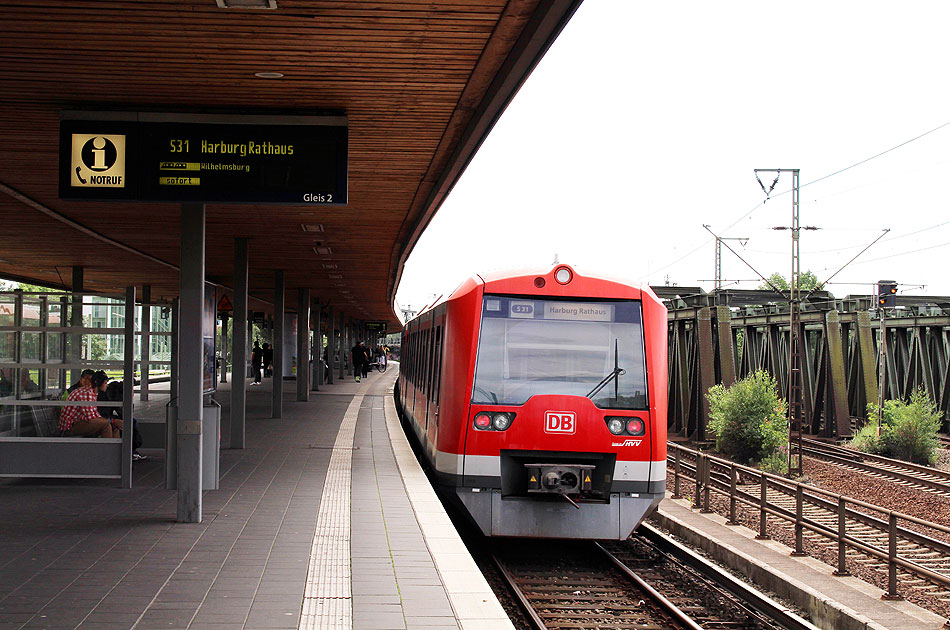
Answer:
[656, 287, 950, 441]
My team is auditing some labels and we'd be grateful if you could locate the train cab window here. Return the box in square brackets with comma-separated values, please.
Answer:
[471, 296, 649, 409]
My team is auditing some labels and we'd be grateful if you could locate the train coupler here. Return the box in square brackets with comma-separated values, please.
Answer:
[525, 463, 596, 495]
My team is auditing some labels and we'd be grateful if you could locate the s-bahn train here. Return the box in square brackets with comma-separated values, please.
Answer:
[395, 264, 667, 539]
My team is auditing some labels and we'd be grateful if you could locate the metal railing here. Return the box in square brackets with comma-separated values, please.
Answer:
[669, 442, 950, 599]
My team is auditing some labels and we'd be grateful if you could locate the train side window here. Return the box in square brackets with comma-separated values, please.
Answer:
[426, 327, 435, 396]
[422, 328, 432, 396]
[412, 331, 418, 383]
[434, 326, 443, 408]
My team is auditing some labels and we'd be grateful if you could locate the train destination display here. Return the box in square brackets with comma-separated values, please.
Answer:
[60, 113, 347, 204]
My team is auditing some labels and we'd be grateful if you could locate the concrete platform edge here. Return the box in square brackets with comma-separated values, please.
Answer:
[383, 390, 515, 630]
[652, 496, 947, 630]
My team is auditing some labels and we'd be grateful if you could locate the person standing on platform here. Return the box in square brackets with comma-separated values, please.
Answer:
[350, 341, 367, 383]
[262, 342, 274, 378]
[251, 341, 263, 385]
[361, 342, 371, 379]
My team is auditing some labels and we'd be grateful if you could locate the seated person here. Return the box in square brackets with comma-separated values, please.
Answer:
[98, 375, 146, 461]
[19, 370, 39, 394]
[66, 369, 95, 395]
[58, 371, 122, 438]
[0, 369, 12, 398]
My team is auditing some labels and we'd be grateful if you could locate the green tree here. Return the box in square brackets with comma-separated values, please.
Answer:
[758, 271, 823, 292]
[0, 280, 59, 292]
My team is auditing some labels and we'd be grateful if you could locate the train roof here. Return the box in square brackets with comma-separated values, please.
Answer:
[409, 264, 659, 320]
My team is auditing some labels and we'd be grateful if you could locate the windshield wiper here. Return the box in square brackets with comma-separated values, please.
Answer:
[587, 339, 625, 400]
[473, 386, 499, 404]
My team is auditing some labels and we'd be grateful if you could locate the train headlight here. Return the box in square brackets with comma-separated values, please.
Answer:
[473, 412, 515, 431]
[492, 413, 512, 430]
[606, 418, 625, 435]
[554, 266, 573, 284]
[626, 418, 645, 436]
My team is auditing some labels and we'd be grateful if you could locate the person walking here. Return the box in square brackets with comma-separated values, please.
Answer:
[262, 342, 274, 378]
[350, 341, 367, 383]
[251, 341, 263, 385]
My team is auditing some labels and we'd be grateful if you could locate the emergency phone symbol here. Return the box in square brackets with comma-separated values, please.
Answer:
[544, 411, 576, 434]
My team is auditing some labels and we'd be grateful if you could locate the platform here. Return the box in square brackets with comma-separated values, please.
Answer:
[653, 495, 947, 630]
[0, 368, 512, 630]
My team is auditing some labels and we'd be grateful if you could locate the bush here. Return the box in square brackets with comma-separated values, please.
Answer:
[866, 388, 942, 465]
[848, 420, 887, 455]
[707, 371, 788, 465]
[758, 444, 789, 475]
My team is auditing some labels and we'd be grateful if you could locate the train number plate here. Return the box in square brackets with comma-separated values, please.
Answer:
[544, 411, 576, 434]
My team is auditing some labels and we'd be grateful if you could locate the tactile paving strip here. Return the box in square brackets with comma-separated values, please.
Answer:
[299, 394, 363, 630]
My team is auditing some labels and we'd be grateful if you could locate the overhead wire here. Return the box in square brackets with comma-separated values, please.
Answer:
[647, 118, 950, 281]
[726, 118, 950, 231]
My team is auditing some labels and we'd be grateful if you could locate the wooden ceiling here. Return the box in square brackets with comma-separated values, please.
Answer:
[0, 0, 580, 327]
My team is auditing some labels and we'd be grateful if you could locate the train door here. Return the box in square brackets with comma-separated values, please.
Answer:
[426, 307, 445, 447]
[415, 313, 433, 427]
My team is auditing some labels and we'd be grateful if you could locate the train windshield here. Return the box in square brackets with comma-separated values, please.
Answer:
[472, 295, 649, 409]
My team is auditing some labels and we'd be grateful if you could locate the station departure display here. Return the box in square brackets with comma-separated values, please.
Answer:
[59, 112, 348, 205]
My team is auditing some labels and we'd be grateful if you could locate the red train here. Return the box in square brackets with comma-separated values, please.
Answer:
[396, 264, 667, 539]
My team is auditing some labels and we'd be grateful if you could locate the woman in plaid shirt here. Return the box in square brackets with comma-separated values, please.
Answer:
[58, 371, 123, 437]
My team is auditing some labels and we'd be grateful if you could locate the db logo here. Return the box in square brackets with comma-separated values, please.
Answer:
[544, 411, 576, 434]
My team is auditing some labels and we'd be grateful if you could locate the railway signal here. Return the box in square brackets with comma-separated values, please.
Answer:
[878, 280, 897, 307]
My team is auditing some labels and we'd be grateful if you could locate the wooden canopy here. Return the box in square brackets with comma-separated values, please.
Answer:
[0, 0, 580, 327]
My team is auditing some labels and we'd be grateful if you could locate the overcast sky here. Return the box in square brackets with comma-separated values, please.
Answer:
[395, 1, 950, 314]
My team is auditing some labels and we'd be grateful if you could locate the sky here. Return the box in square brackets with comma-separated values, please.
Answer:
[395, 1, 950, 315]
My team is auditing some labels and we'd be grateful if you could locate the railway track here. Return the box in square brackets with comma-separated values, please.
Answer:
[490, 523, 816, 630]
[670, 446, 950, 608]
[800, 438, 950, 497]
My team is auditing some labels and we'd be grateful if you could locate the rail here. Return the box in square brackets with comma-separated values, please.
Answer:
[801, 438, 950, 495]
[668, 442, 950, 600]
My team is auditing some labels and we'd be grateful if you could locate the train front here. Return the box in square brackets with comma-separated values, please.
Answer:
[456, 266, 667, 539]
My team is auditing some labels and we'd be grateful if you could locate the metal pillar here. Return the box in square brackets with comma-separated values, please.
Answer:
[825, 310, 852, 438]
[856, 310, 879, 419]
[70, 266, 83, 387]
[787, 169, 804, 476]
[326, 306, 334, 385]
[247, 312, 254, 365]
[178, 202, 205, 523]
[231, 238, 248, 449]
[712, 235, 749, 291]
[340, 311, 353, 381]
[696, 307, 716, 441]
[318, 300, 323, 391]
[297, 288, 310, 402]
[715, 305, 736, 388]
[165, 297, 179, 489]
[339, 310, 350, 382]
[141, 285, 151, 401]
[220, 312, 228, 384]
[272, 270, 284, 419]
[122, 286, 136, 488]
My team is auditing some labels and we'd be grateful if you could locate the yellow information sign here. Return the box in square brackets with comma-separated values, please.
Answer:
[159, 176, 201, 186]
[159, 162, 200, 171]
